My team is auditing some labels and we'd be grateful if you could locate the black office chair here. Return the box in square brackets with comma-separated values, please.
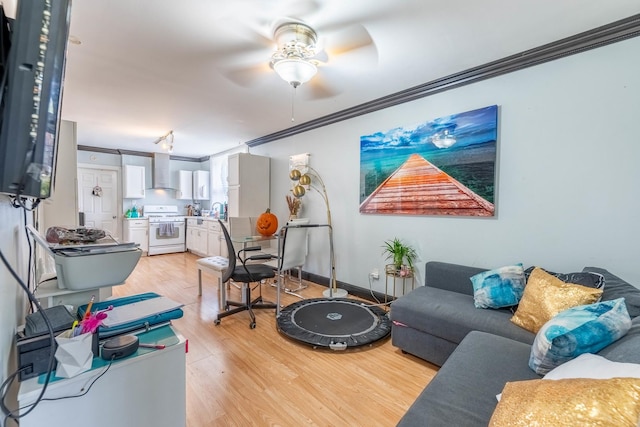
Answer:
[214, 220, 277, 329]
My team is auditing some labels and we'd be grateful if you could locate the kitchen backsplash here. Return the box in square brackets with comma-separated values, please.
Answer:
[123, 197, 207, 217]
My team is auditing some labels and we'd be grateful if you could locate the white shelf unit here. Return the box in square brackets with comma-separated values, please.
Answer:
[35, 279, 112, 314]
[18, 326, 186, 427]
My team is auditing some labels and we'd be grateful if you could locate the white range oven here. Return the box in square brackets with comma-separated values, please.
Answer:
[145, 205, 186, 255]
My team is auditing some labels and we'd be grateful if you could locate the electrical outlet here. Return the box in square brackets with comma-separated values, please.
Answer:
[370, 268, 379, 280]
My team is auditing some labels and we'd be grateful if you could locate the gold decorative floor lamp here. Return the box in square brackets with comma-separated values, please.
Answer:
[290, 166, 347, 298]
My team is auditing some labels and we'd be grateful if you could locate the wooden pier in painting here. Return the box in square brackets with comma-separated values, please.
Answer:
[359, 154, 495, 216]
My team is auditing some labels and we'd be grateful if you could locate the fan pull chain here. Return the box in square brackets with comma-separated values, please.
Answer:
[291, 85, 296, 122]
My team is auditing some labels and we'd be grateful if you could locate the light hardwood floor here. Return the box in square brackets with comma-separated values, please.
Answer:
[115, 252, 437, 426]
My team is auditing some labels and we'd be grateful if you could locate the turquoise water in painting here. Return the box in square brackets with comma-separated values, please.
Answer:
[360, 105, 497, 204]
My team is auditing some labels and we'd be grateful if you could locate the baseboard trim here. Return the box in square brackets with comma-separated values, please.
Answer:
[303, 271, 390, 304]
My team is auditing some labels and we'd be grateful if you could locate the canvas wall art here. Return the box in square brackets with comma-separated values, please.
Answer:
[359, 105, 498, 217]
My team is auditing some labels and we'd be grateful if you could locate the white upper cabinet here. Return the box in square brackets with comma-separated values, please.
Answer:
[193, 170, 210, 200]
[227, 153, 269, 217]
[176, 170, 193, 200]
[123, 164, 145, 199]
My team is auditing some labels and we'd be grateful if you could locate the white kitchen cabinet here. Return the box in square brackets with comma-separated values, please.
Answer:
[206, 220, 228, 258]
[227, 153, 269, 217]
[176, 170, 193, 200]
[193, 170, 210, 200]
[123, 164, 146, 199]
[123, 218, 149, 254]
[186, 218, 208, 256]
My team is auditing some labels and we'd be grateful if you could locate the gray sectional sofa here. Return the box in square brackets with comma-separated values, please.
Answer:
[391, 261, 640, 426]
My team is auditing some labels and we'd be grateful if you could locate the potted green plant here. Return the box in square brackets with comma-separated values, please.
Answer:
[382, 238, 417, 277]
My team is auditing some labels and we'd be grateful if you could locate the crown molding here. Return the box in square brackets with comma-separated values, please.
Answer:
[247, 13, 640, 148]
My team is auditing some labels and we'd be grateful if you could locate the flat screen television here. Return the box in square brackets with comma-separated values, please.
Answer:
[0, 0, 71, 200]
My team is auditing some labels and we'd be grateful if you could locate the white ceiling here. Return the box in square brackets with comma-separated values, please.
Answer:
[59, 0, 640, 158]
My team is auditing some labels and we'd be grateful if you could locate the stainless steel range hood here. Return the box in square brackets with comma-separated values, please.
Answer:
[152, 153, 172, 189]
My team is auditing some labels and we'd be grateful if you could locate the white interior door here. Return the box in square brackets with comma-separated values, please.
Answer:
[77, 168, 120, 239]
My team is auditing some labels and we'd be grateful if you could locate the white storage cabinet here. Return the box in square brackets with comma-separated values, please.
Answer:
[193, 170, 210, 200]
[206, 220, 228, 258]
[123, 218, 149, 254]
[186, 218, 208, 256]
[123, 164, 145, 199]
[176, 170, 193, 200]
[227, 153, 269, 217]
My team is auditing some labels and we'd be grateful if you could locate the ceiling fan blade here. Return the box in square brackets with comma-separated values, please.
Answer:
[325, 24, 377, 57]
[212, 23, 274, 87]
[221, 62, 272, 87]
[278, 0, 321, 19]
[302, 68, 342, 100]
[240, 0, 322, 31]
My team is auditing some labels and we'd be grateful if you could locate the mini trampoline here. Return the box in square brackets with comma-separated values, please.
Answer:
[276, 298, 391, 350]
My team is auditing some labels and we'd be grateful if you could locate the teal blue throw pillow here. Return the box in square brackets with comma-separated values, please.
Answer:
[470, 264, 525, 309]
[529, 298, 632, 375]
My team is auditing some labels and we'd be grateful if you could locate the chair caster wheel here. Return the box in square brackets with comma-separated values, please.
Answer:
[214, 319, 221, 326]
[249, 322, 256, 329]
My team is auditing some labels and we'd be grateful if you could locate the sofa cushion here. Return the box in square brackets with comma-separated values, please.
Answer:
[425, 261, 487, 296]
[511, 267, 603, 333]
[598, 315, 640, 363]
[397, 331, 541, 427]
[470, 264, 525, 309]
[490, 378, 640, 427]
[391, 286, 535, 346]
[529, 298, 631, 375]
[524, 266, 605, 289]
[583, 267, 640, 318]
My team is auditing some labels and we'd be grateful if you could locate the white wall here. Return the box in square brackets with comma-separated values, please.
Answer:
[41, 120, 78, 231]
[0, 196, 30, 426]
[251, 36, 640, 293]
[77, 151, 209, 215]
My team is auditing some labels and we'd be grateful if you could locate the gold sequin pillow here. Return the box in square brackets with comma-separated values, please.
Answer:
[489, 378, 640, 427]
[510, 267, 602, 333]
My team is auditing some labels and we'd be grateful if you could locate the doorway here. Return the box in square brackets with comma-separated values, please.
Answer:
[77, 166, 121, 240]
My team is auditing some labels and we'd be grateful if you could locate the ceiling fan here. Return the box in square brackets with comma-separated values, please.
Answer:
[270, 22, 319, 88]
[220, 17, 378, 100]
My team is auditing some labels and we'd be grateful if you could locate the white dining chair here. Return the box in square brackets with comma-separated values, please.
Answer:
[266, 218, 310, 296]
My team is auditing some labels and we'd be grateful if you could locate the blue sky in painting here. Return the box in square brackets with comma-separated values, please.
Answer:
[360, 105, 498, 152]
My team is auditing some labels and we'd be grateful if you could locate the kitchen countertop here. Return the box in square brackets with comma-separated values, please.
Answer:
[186, 216, 227, 222]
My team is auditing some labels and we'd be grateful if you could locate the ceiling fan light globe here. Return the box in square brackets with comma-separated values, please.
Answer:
[273, 58, 317, 87]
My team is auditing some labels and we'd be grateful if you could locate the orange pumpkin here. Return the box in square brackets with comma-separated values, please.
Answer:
[256, 208, 278, 236]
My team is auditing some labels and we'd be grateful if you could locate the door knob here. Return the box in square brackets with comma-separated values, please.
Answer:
[112, 216, 117, 219]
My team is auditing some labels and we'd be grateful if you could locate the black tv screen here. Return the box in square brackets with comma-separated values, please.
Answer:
[0, 0, 71, 199]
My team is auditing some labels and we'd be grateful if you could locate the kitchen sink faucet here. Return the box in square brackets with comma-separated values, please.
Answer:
[211, 202, 224, 219]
